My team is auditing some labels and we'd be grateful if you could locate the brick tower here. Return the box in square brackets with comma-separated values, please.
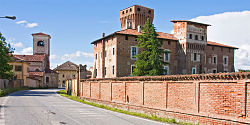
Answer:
[32, 32, 51, 69]
[120, 5, 154, 30]
[171, 20, 211, 74]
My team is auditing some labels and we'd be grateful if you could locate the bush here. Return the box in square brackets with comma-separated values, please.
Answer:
[0, 88, 28, 97]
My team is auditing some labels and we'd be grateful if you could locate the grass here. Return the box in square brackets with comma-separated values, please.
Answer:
[0, 87, 29, 97]
[57, 90, 194, 125]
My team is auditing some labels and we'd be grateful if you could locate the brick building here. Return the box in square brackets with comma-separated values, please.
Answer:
[91, 5, 238, 78]
[10, 33, 58, 88]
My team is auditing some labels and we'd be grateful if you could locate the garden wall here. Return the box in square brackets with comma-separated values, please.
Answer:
[79, 72, 250, 124]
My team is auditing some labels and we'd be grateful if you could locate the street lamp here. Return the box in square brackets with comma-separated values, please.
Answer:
[0, 16, 16, 20]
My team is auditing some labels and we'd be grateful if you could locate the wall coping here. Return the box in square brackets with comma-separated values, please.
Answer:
[80, 72, 250, 82]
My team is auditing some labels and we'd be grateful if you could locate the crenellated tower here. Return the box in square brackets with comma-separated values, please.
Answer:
[120, 5, 154, 30]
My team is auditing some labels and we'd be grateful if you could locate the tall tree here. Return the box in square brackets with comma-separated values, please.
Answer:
[133, 19, 167, 76]
[0, 33, 14, 79]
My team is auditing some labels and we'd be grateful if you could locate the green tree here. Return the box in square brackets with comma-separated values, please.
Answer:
[0, 33, 14, 79]
[132, 19, 168, 76]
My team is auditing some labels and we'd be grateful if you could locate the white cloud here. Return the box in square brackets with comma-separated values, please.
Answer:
[190, 10, 250, 70]
[16, 20, 38, 28]
[50, 51, 94, 69]
[16, 20, 27, 24]
[17, 47, 33, 55]
[10, 42, 24, 48]
[26, 23, 38, 28]
[60, 51, 94, 60]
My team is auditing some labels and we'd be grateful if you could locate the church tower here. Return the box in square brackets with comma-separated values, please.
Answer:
[32, 32, 51, 57]
[32, 32, 51, 69]
[120, 5, 154, 30]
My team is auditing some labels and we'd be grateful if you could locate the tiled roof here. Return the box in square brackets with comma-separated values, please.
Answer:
[29, 72, 44, 77]
[91, 29, 178, 44]
[13, 54, 46, 62]
[207, 41, 238, 49]
[54, 61, 78, 71]
[32, 32, 50, 36]
[171, 20, 211, 26]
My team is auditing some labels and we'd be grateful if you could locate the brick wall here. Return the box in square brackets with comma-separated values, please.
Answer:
[79, 72, 250, 124]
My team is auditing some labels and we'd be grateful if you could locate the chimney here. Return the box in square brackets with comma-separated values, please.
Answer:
[138, 25, 142, 33]
[102, 33, 105, 37]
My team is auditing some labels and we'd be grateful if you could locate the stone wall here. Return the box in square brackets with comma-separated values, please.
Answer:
[79, 72, 250, 124]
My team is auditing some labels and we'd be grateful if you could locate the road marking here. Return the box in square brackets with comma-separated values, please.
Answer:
[0, 96, 8, 125]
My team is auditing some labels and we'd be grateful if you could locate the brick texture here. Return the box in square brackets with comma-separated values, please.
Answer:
[78, 72, 250, 124]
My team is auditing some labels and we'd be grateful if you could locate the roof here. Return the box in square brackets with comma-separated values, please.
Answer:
[45, 69, 58, 74]
[171, 20, 211, 26]
[32, 32, 51, 37]
[29, 72, 44, 77]
[13, 54, 46, 62]
[54, 61, 78, 71]
[91, 29, 178, 44]
[207, 41, 238, 49]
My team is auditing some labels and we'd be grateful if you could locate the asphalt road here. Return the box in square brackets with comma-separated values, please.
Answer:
[0, 89, 171, 125]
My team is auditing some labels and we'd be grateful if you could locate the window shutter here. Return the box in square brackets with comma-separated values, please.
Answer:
[197, 54, 200, 62]
[191, 53, 194, 61]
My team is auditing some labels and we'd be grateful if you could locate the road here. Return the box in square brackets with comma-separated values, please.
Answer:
[0, 89, 171, 125]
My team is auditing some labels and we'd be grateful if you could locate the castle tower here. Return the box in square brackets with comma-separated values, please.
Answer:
[171, 20, 211, 74]
[120, 5, 154, 30]
[32, 32, 51, 69]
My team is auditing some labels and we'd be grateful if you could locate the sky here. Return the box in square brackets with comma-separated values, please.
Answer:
[0, 0, 250, 70]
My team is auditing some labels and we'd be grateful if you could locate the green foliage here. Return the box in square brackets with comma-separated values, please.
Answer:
[133, 19, 168, 76]
[0, 88, 28, 97]
[0, 33, 14, 79]
[238, 69, 250, 72]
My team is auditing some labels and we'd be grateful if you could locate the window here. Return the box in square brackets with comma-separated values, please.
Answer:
[192, 67, 196, 74]
[130, 8, 132, 12]
[224, 57, 228, 65]
[95, 53, 97, 59]
[131, 65, 135, 75]
[168, 41, 171, 45]
[100, 52, 102, 58]
[213, 69, 217, 73]
[104, 67, 106, 76]
[112, 65, 115, 75]
[95, 69, 97, 77]
[212, 47, 214, 51]
[105, 50, 107, 57]
[125, 35, 128, 40]
[213, 56, 217, 64]
[46, 77, 49, 83]
[195, 35, 198, 40]
[113, 48, 115, 55]
[122, 11, 124, 14]
[189, 34, 192, 39]
[131, 46, 138, 59]
[15, 66, 22, 71]
[126, 10, 128, 13]
[148, 10, 151, 14]
[201, 36, 204, 41]
[62, 74, 64, 78]
[137, 8, 141, 11]
[163, 66, 169, 75]
[221, 47, 223, 52]
[73, 74, 75, 78]
[37, 41, 44, 46]
[194, 53, 197, 61]
[164, 51, 170, 62]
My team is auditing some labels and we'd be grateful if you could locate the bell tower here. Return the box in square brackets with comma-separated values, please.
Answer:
[120, 5, 154, 30]
[32, 32, 51, 57]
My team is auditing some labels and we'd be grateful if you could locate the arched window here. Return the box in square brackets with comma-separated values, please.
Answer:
[37, 41, 44, 46]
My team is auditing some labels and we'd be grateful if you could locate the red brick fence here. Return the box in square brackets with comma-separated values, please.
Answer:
[77, 72, 250, 124]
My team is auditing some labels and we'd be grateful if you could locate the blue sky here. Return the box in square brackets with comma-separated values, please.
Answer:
[1, 0, 250, 70]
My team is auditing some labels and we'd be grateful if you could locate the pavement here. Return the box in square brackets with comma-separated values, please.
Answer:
[0, 89, 172, 125]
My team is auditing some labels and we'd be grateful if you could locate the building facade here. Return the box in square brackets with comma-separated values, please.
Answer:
[92, 5, 238, 78]
[10, 33, 58, 88]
